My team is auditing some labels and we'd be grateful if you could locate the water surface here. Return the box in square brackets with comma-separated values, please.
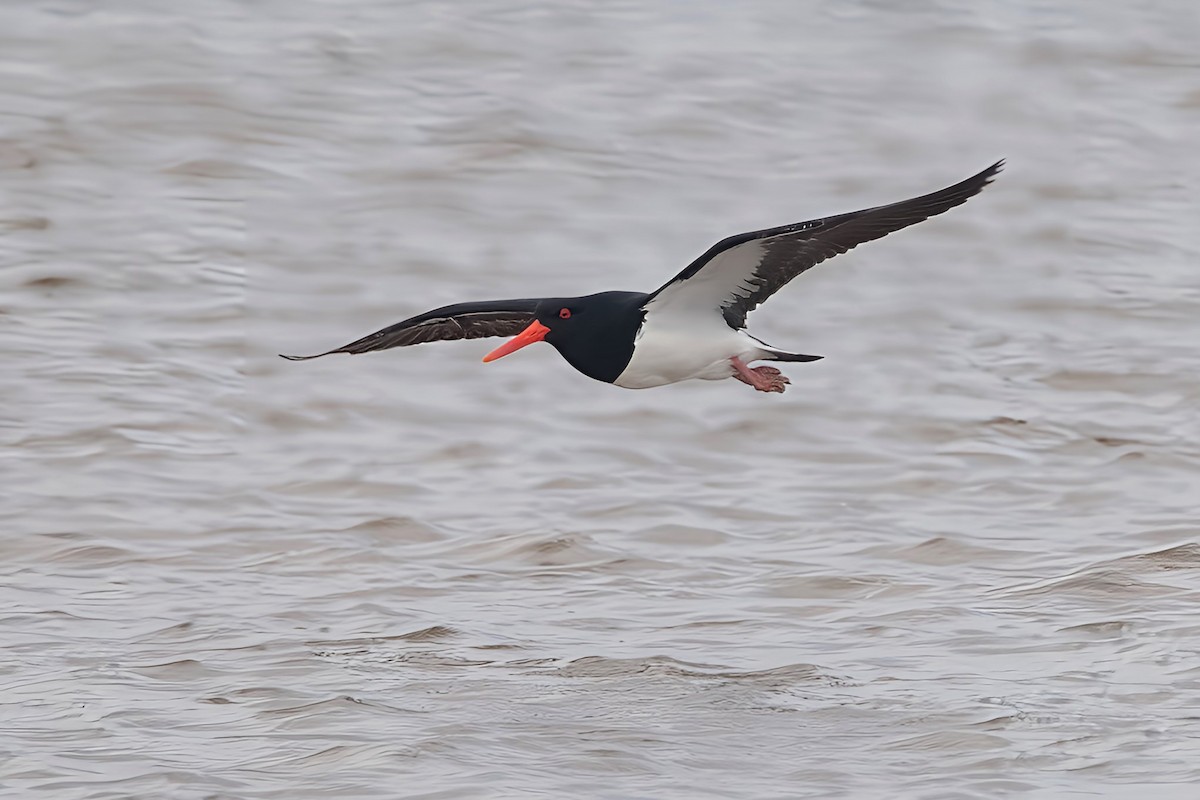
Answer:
[3, 2, 1199, 798]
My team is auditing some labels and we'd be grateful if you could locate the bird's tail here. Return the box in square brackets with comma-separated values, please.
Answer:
[765, 351, 823, 363]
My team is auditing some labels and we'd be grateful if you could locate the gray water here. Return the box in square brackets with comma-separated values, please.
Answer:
[3, 2, 1200, 798]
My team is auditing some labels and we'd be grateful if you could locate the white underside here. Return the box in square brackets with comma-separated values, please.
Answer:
[615, 252, 802, 388]
[613, 317, 776, 389]
[614, 240, 788, 389]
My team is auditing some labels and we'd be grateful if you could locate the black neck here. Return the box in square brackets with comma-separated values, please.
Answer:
[547, 291, 647, 383]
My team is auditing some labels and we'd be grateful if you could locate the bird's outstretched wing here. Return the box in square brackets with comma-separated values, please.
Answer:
[645, 160, 1003, 329]
[280, 298, 541, 360]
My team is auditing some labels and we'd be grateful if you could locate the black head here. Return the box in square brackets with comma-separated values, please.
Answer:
[483, 291, 648, 384]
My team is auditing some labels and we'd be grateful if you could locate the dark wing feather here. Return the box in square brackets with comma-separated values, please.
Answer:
[649, 160, 1003, 329]
[280, 298, 541, 360]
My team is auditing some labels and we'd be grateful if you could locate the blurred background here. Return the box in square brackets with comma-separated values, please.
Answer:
[3, 1, 1199, 797]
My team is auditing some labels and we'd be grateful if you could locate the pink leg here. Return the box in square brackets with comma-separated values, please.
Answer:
[730, 356, 790, 393]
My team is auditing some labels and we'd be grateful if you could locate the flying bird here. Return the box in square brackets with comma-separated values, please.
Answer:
[282, 161, 1001, 393]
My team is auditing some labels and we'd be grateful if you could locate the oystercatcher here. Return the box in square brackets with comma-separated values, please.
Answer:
[282, 161, 1001, 393]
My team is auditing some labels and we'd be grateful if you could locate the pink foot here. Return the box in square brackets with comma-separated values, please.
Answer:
[730, 357, 790, 394]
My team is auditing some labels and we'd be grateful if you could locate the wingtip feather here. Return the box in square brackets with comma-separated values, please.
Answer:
[279, 352, 331, 361]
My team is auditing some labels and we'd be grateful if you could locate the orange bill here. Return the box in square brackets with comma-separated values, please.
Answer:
[482, 320, 550, 363]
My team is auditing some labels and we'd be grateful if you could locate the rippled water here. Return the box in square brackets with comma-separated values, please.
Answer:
[4, 2, 1200, 797]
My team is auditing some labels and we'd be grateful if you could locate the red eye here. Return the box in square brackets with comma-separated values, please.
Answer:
[559, 308, 571, 319]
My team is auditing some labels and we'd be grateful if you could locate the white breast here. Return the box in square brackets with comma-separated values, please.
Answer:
[613, 307, 768, 389]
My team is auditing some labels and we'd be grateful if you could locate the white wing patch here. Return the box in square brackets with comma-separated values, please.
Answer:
[641, 239, 766, 324]
[618, 239, 777, 389]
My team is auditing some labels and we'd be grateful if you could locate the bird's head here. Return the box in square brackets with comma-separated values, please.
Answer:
[480, 292, 645, 385]
[481, 299, 586, 363]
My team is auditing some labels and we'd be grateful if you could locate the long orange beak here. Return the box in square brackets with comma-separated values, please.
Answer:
[482, 320, 550, 363]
